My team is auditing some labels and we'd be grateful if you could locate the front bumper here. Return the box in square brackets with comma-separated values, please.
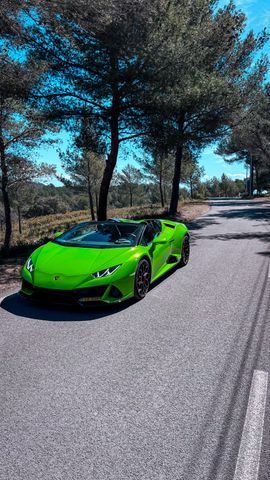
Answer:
[20, 278, 129, 306]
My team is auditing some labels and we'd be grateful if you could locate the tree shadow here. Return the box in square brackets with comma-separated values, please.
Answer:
[189, 201, 270, 246]
[219, 206, 270, 221]
[208, 199, 258, 207]
[186, 216, 220, 231]
[193, 231, 270, 243]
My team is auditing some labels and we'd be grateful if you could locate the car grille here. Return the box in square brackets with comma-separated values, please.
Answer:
[22, 279, 108, 304]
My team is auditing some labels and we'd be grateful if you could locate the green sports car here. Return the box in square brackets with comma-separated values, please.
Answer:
[20, 218, 190, 306]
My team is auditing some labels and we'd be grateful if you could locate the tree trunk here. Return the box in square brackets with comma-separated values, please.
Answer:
[17, 205, 22, 234]
[86, 159, 95, 220]
[159, 170, 164, 208]
[98, 54, 120, 220]
[249, 154, 254, 196]
[98, 138, 119, 220]
[255, 164, 261, 194]
[163, 185, 167, 206]
[190, 177, 193, 199]
[87, 180, 95, 220]
[0, 136, 12, 251]
[129, 187, 133, 208]
[95, 191, 99, 213]
[169, 114, 185, 215]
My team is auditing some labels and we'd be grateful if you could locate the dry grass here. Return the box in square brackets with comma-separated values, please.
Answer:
[0, 200, 209, 293]
[0, 204, 167, 251]
[251, 196, 270, 203]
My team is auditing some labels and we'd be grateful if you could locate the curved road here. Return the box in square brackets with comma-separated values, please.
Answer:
[1, 199, 270, 480]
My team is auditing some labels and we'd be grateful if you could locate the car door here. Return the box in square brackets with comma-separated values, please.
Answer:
[141, 223, 171, 278]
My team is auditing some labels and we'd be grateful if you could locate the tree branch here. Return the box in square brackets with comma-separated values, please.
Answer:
[119, 131, 149, 143]
[33, 92, 108, 111]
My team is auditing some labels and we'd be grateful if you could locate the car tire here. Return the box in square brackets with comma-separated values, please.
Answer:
[134, 259, 151, 300]
[179, 235, 190, 267]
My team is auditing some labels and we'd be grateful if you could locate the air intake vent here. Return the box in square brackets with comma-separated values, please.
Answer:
[164, 223, 175, 229]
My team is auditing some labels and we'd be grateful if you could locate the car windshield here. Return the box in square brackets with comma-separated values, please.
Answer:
[54, 221, 143, 248]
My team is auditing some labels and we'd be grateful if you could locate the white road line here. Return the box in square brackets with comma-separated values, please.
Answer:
[233, 370, 268, 480]
[268, 260, 270, 278]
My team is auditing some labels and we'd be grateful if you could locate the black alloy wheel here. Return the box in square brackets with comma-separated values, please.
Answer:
[134, 259, 151, 299]
[179, 235, 190, 267]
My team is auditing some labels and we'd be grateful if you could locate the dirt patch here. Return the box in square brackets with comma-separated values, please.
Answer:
[0, 201, 210, 295]
[175, 201, 210, 222]
[251, 196, 270, 204]
[0, 258, 26, 295]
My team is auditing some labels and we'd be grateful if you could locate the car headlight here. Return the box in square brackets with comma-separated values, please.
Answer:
[92, 264, 121, 279]
[26, 257, 34, 273]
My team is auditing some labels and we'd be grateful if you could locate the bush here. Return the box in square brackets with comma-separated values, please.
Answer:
[25, 197, 68, 217]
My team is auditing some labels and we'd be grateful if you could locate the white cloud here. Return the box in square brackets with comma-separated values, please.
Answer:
[227, 173, 246, 179]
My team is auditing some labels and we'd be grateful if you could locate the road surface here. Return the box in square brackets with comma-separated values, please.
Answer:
[1, 199, 270, 480]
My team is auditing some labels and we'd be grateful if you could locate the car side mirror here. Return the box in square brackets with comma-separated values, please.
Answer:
[152, 237, 167, 245]
[54, 231, 63, 238]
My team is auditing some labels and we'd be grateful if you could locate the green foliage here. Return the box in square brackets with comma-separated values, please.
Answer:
[0, 48, 58, 249]
[140, 0, 268, 212]
[204, 175, 245, 197]
[181, 150, 205, 199]
[115, 164, 143, 207]
[1, 0, 270, 246]
[217, 85, 270, 192]
[59, 117, 105, 219]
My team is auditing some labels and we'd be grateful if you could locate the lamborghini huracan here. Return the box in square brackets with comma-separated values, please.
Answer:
[20, 218, 190, 305]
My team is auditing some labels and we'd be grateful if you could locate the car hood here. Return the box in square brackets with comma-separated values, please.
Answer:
[33, 242, 135, 276]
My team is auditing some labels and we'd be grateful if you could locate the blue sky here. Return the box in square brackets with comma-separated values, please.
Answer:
[36, 0, 270, 183]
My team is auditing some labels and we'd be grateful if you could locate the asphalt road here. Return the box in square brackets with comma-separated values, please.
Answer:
[1, 199, 270, 480]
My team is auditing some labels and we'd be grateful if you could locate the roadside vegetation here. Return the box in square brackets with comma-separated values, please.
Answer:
[0, 174, 244, 251]
[0, 199, 209, 291]
[1, 1, 270, 255]
[0, 200, 209, 251]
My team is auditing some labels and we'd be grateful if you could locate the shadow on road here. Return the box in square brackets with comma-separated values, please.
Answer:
[186, 216, 221, 231]
[219, 206, 270, 221]
[0, 293, 136, 321]
[189, 201, 270, 249]
[1, 264, 181, 321]
[208, 200, 260, 207]
[193, 231, 270, 242]
[187, 201, 269, 233]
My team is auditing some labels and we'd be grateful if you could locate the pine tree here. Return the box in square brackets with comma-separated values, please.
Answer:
[18, 0, 170, 219]
[0, 51, 57, 251]
[59, 118, 105, 220]
[141, 0, 268, 213]
[217, 86, 270, 195]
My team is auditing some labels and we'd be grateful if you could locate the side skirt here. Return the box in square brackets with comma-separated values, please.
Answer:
[151, 256, 180, 284]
